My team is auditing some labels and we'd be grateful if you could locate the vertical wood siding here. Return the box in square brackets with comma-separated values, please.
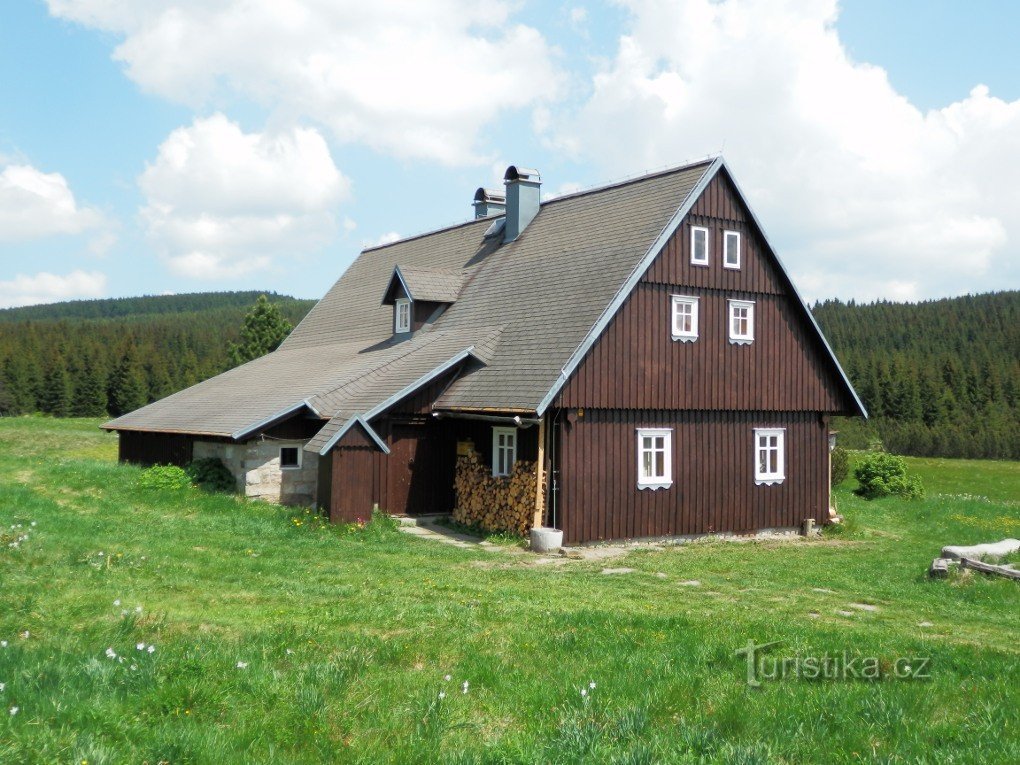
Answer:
[558, 410, 829, 544]
[118, 431, 194, 466]
[561, 171, 854, 413]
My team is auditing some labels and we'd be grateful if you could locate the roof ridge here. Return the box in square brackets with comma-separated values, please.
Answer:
[360, 155, 719, 255]
[542, 156, 719, 206]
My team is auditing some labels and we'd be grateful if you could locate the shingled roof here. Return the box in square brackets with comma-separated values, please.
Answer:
[104, 156, 864, 446]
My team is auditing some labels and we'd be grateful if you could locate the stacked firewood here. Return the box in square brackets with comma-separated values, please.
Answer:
[453, 449, 537, 536]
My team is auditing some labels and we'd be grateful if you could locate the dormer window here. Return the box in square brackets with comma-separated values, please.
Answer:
[394, 298, 411, 334]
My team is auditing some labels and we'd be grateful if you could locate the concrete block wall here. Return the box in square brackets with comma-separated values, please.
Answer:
[192, 439, 318, 507]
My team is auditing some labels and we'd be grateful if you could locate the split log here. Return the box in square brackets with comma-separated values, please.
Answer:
[958, 557, 1020, 580]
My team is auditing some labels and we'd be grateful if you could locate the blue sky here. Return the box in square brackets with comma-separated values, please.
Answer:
[1, 0, 1018, 308]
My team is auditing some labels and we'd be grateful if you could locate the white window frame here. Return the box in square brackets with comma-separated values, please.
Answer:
[723, 230, 741, 269]
[636, 428, 673, 490]
[754, 428, 785, 486]
[492, 427, 517, 477]
[670, 295, 699, 342]
[394, 298, 411, 334]
[728, 299, 755, 345]
[280, 446, 302, 470]
[690, 226, 709, 266]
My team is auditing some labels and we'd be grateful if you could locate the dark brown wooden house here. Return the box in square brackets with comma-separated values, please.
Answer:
[104, 157, 865, 544]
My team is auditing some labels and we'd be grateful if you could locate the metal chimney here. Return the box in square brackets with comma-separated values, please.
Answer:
[472, 187, 506, 219]
[503, 166, 541, 242]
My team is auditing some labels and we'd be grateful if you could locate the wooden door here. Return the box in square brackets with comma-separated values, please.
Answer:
[386, 423, 453, 516]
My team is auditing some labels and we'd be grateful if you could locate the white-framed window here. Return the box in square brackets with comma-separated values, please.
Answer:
[754, 428, 785, 485]
[280, 446, 302, 470]
[636, 428, 672, 490]
[671, 295, 699, 342]
[728, 299, 755, 345]
[492, 427, 517, 477]
[723, 230, 741, 269]
[691, 226, 709, 266]
[394, 298, 411, 333]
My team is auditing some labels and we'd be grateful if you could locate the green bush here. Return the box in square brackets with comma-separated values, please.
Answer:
[830, 446, 850, 487]
[853, 452, 924, 500]
[137, 464, 192, 491]
[187, 458, 237, 493]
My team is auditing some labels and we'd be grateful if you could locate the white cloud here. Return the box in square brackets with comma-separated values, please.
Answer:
[549, 0, 1020, 300]
[139, 114, 349, 280]
[0, 269, 107, 309]
[365, 231, 402, 249]
[47, 1, 564, 165]
[0, 163, 104, 242]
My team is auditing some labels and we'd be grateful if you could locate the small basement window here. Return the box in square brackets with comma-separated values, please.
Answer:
[280, 446, 301, 470]
[691, 226, 709, 265]
[492, 427, 517, 477]
[671, 295, 699, 342]
[723, 230, 741, 269]
[637, 428, 672, 490]
[728, 299, 755, 344]
[394, 298, 411, 334]
[754, 428, 785, 485]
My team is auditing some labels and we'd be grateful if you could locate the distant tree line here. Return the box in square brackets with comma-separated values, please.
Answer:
[813, 291, 1019, 460]
[0, 292, 313, 420]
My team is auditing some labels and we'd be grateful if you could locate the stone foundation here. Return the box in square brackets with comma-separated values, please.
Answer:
[193, 439, 318, 507]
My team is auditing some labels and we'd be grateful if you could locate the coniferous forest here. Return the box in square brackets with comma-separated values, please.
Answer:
[813, 291, 1019, 460]
[0, 289, 1016, 460]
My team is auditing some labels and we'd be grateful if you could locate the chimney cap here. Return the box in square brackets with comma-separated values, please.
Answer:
[473, 187, 506, 204]
[504, 165, 541, 183]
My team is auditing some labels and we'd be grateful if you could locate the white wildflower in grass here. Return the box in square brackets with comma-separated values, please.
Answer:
[236, 661, 248, 669]
[0, 682, 5, 691]
[9, 706, 17, 716]
[113, 599, 121, 607]
[105, 648, 116, 659]
[21, 632, 29, 639]
[136, 643, 145, 651]
[444, 674, 451, 682]
[130, 664, 138, 671]
[30, 521, 36, 527]
[580, 688, 587, 697]
[147, 645, 155, 654]
[285, 649, 294, 655]
[0, 641, 6, 648]
[98, 552, 104, 557]
[135, 606, 143, 614]
[589, 681, 596, 689]
[462, 681, 469, 694]
[438, 691, 446, 699]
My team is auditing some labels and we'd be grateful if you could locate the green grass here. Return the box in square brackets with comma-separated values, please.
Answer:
[1, 417, 1018, 764]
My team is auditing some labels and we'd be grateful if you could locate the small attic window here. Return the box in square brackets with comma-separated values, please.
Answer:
[395, 298, 411, 334]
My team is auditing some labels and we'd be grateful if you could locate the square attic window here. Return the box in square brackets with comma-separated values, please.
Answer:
[280, 447, 301, 470]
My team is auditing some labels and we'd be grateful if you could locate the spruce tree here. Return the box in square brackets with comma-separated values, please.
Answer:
[39, 359, 72, 417]
[108, 349, 148, 416]
[228, 294, 293, 366]
[72, 357, 109, 417]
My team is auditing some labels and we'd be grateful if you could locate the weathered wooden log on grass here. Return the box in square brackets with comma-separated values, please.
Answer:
[941, 538, 1020, 561]
[958, 557, 1020, 581]
[928, 558, 952, 578]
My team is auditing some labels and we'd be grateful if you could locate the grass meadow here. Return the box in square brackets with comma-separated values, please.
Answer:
[0, 417, 1017, 763]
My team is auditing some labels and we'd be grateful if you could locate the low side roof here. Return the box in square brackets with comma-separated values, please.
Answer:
[102, 326, 499, 438]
